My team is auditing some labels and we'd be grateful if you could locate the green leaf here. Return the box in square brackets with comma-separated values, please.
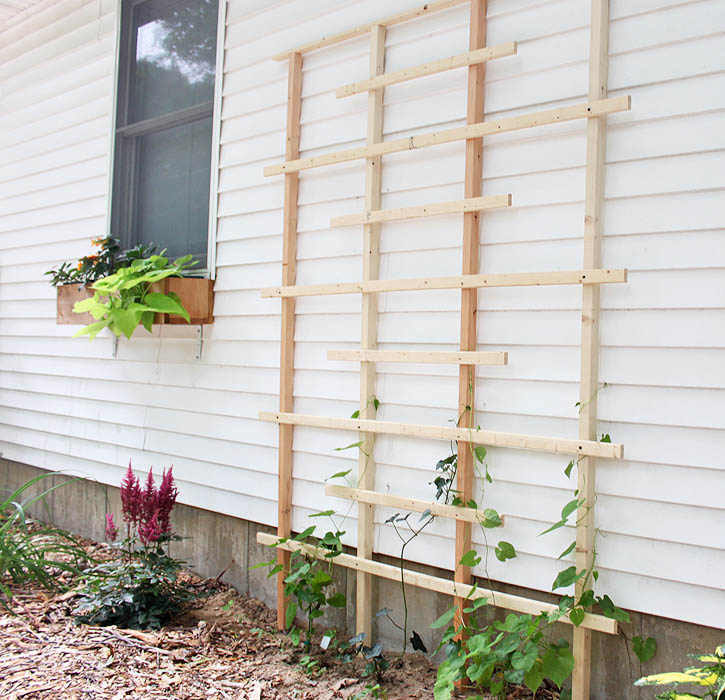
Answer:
[458, 550, 481, 568]
[140, 310, 155, 332]
[551, 566, 585, 591]
[558, 541, 576, 560]
[430, 606, 456, 630]
[578, 589, 596, 609]
[289, 627, 301, 646]
[473, 446, 487, 463]
[285, 601, 297, 629]
[600, 433, 611, 443]
[561, 498, 580, 520]
[293, 526, 316, 541]
[632, 636, 657, 663]
[598, 595, 630, 623]
[495, 541, 516, 562]
[564, 460, 575, 478]
[463, 597, 488, 614]
[512, 644, 538, 672]
[569, 607, 585, 626]
[327, 592, 346, 608]
[635, 671, 716, 687]
[481, 508, 502, 528]
[108, 307, 142, 339]
[333, 441, 363, 452]
[541, 643, 575, 687]
[309, 510, 335, 518]
[350, 410, 360, 419]
[72, 319, 110, 340]
[524, 660, 545, 693]
[326, 470, 352, 480]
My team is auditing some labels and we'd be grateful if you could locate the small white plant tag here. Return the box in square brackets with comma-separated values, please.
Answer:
[320, 634, 332, 650]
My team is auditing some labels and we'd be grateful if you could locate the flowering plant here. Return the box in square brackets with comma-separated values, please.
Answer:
[75, 462, 190, 630]
[45, 237, 121, 287]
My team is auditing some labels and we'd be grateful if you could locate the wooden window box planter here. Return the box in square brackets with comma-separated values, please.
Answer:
[56, 278, 214, 326]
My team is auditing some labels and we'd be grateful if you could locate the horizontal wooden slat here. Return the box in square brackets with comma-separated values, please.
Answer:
[271, 0, 470, 61]
[264, 96, 631, 176]
[256, 532, 618, 634]
[258, 411, 624, 459]
[336, 41, 518, 98]
[331, 194, 511, 227]
[327, 349, 508, 365]
[326, 484, 506, 525]
[261, 268, 628, 298]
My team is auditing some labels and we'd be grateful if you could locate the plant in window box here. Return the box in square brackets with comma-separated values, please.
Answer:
[72, 251, 198, 340]
[47, 240, 214, 329]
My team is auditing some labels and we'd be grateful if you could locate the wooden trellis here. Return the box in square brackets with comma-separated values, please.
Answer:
[258, 1, 628, 698]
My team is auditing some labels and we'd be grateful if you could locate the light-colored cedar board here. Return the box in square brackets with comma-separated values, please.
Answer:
[573, 1, 610, 698]
[257, 532, 619, 635]
[259, 411, 624, 459]
[328, 349, 508, 365]
[325, 484, 506, 525]
[331, 194, 511, 227]
[272, 0, 469, 61]
[356, 23, 386, 642]
[337, 41, 517, 98]
[56, 284, 96, 324]
[264, 96, 630, 176]
[455, 0, 487, 635]
[262, 268, 628, 298]
[159, 278, 214, 325]
[275, 51, 303, 631]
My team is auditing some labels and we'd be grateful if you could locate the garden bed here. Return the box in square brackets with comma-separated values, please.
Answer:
[0, 532, 568, 700]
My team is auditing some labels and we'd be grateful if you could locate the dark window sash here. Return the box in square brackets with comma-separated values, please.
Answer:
[116, 101, 213, 138]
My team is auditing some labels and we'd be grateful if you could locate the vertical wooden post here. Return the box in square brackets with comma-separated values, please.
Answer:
[356, 24, 386, 642]
[454, 0, 487, 626]
[573, 1, 609, 697]
[276, 51, 303, 630]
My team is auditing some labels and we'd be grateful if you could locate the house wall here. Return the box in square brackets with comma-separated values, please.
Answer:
[0, 0, 723, 641]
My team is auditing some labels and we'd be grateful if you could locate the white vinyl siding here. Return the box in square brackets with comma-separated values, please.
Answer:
[0, 0, 723, 629]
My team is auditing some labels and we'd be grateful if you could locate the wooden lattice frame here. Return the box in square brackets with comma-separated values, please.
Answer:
[259, 2, 627, 698]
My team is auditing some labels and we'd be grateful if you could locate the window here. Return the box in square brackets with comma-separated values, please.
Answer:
[112, 0, 220, 265]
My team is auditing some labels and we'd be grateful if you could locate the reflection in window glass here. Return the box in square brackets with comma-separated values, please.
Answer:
[131, 0, 218, 122]
[135, 118, 212, 260]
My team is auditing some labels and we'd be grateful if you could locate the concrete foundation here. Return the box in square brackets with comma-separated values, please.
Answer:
[2, 459, 721, 699]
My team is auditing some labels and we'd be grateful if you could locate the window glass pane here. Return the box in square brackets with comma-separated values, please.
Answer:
[135, 117, 212, 261]
[131, 0, 218, 122]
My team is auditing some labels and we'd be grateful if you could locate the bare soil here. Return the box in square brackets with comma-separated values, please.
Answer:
[0, 537, 560, 700]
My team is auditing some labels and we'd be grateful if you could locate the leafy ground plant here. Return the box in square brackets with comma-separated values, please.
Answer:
[635, 644, 725, 700]
[0, 473, 90, 602]
[74, 463, 189, 629]
[260, 523, 346, 648]
[73, 251, 196, 339]
[432, 588, 574, 700]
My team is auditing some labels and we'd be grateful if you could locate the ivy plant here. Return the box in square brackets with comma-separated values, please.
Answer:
[72, 252, 196, 339]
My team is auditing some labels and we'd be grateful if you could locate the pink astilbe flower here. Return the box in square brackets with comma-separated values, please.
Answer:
[120, 461, 142, 525]
[138, 510, 162, 545]
[105, 513, 118, 542]
[156, 467, 178, 535]
[142, 468, 158, 524]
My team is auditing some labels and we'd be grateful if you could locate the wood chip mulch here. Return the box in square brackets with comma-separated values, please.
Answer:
[0, 537, 561, 700]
